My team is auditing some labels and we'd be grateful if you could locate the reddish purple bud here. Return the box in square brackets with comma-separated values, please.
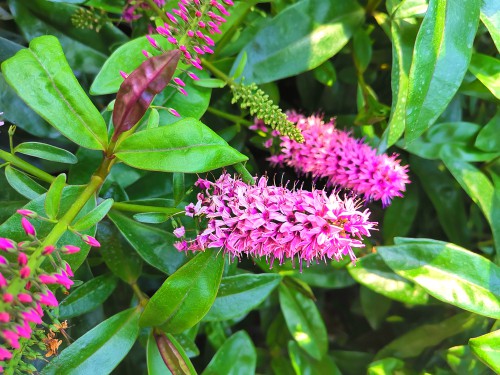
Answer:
[39, 290, 58, 307]
[0, 273, 7, 287]
[39, 274, 57, 284]
[42, 245, 55, 256]
[142, 49, 151, 58]
[193, 46, 205, 55]
[167, 36, 178, 45]
[15, 321, 31, 339]
[174, 240, 188, 251]
[191, 60, 203, 70]
[173, 77, 186, 87]
[187, 30, 195, 37]
[187, 72, 200, 81]
[63, 245, 80, 254]
[0, 256, 8, 265]
[21, 217, 36, 237]
[203, 46, 214, 54]
[22, 309, 42, 324]
[19, 266, 30, 279]
[16, 209, 37, 218]
[82, 235, 101, 248]
[120, 71, 128, 79]
[17, 293, 32, 304]
[0, 238, 15, 251]
[3, 330, 20, 349]
[64, 262, 74, 278]
[146, 35, 159, 49]
[55, 272, 74, 289]
[17, 252, 28, 266]
[3, 293, 13, 303]
[0, 312, 9, 323]
[0, 347, 12, 361]
[168, 108, 181, 117]
[178, 87, 188, 96]
[166, 12, 177, 24]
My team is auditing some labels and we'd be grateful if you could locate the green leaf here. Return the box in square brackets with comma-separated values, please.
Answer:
[172, 172, 185, 206]
[147, 108, 160, 129]
[404, 122, 499, 162]
[348, 253, 429, 305]
[360, 286, 392, 330]
[375, 313, 480, 359]
[377, 240, 500, 319]
[404, 0, 481, 143]
[147, 331, 173, 375]
[475, 109, 500, 153]
[313, 60, 337, 87]
[230, 0, 364, 84]
[288, 341, 341, 375]
[44, 173, 66, 220]
[5, 165, 47, 200]
[194, 78, 226, 88]
[331, 351, 374, 375]
[469, 53, 500, 100]
[383, 183, 419, 242]
[441, 155, 500, 257]
[444, 345, 491, 374]
[279, 283, 328, 360]
[232, 51, 247, 80]
[42, 307, 140, 375]
[202, 331, 257, 375]
[353, 27, 372, 73]
[480, 0, 500, 52]
[115, 118, 248, 173]
[59, 274, 118, 319]
[14, 142, 77, 164]
[139, 250, 224, 333]
[367, 358, 405, 375]
[72, 198, 114, 232]
[107, 210, 186, 275]
[469, 330, 500, 373]
[1, 35, 108, 150]
[203, 274, 281, 321]
[151, 331, 196, 375]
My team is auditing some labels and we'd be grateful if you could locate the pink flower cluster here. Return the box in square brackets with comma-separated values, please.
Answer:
[176, 173, 376, 268]
[266, 113, 410, 207]
[123, 0, 166, 22]
[0, 210, 98, 369]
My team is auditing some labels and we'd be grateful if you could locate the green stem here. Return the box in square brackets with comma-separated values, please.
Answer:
[0, 148, 56, 184]
[207, 107, 252, 125]
[233, 162, 255, 185]
[202, 58, 235, 85]
[131, 282, 149, 306]
[112, 202, 184, 215]
[143, 0, 170, 24]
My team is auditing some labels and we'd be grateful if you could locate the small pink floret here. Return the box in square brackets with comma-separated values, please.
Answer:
[21, 217, 36, 237]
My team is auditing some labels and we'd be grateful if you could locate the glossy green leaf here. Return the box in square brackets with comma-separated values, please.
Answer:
[97, 219, 143, 284]
[5, 165, 47, 200]
[360, 286, 392, 330]
[441, 155, 500, 256]
[367, 358, 405, 375]
[230, 0, 364, 84]
[172, 172, 185, 206]
[115, 118, 248, 173]
[469, 330, 500, 373]
[152, 330, 196, 375]
[202, 331, 257, 375]
[377, 240, 500, 319]
[203, 273, 281, 321]
[469, 53, 500, 100]
[279, 283, 328, 360]
[132, 212, 173, 224]
[139, 250, 224, 333]
[147, 331, 173, 375]
[444, 345, 491, 374]
[42, 307, 140, 375]
[84, 0, 124, 13]
[376, 313, 480, 359]
[1, 35, 108, 150]
[44, 173, 66, 220]
[107, 210, 186, 275]
[475, 109, 500, 153]
[348, 253, 429, 305]
[0, 186, 95, 271]
[353, 27, 372, 73]
[288, 341, 341, 375]
[194, 78, 226, 88]
[404, 0, 481, 143]
[14, 142, 77, 164]
[392, 0, 428, 19]
[59, 274, 118, 319]
[404, 122, 499, 162]
[147, 108, 160, 129]
[480, 0, 500, 51]
[331, 351, 374, 375]
[313, 60, 337, 87]
[383, 182, 419, 242]
[72, 198, 114, 231]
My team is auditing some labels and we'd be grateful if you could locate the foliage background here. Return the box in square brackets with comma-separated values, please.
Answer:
[0, 0, 499, 374]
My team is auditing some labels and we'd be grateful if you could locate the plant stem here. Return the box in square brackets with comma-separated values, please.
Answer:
[0, 148, 56, 184]
[131, 282, 149, 306]
[112, 202, 184, 215]
[202, 58, 235, 86]
[207, 107, 253, 125]
[143, 0, 170, 24]
[233, 162, 255, 185]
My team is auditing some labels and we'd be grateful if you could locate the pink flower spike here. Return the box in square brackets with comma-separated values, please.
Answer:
[173, 77, 186, 87]
[17, 252, 28, 266]
[120, 71, 128, 79]
[17, 209, 36, 218]
[63, 245, 80, 254]
[17, 293, 33, 304]
[21, 217, 36, 237]
[168, 108, 181, 117]
[39, 290, 58, 307]
[0, 347, 12, 361]
[173, 226, 185, 238]
[42, 245, 55, 256]
[146, 35, 159, 49]
[19, 266, 30, 279]
[0, 238, 15, 251]
[83, 235, 101, 248]
[187, 72, 200, 81]
[0, 312, 9, 323]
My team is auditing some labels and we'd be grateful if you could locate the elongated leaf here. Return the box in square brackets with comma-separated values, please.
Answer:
[441, 155, 500, 257]
[480, 0, 500, 52]
[404, 0, 481, 143]
[348, 253, 428, 305]
[230, 0, 364, 84]
[445, 345, 491, 374]
[475, 109, 500, 152]
[1, 35, 108, 150]
[376, 313, 481, 359]
[469, 53, 500, 100]
[115, 118, 248, 173]
[14, 142, 77, 164]
[152, 331, 196, 375]
[377, 240, 500, 319]
[5, 165, 47, 199]
[202, 331, 256, 375]
[107, 210, 186, 275]
[147, 331, 173, 375]
[59, 274, 118, 319]
[44, 173, 66, 220]
[383, 183, 419, 242]
[367, 358, 405, 374]
[42, 307, 140, 374]
[279, 283, 328, 360]
[112, 50, 181, 140]
[72, 198, 114, 231]
[360, 286, 392, 330]
[288, 341, 342, 375]
[469, 330, 500, 373]
[139, 250, 224, 333]
[203, 274, 281, 321]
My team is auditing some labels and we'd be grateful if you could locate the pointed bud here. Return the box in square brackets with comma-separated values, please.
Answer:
[82, 235, 100, 248]
[168, 108, 181, 117]
[0, 238, 15, 251]
[19, 266, 30, 279]
[21, 217, 36, 237]
[16, 209, 37, 218]
[17, 293, 33, 304]
[63, 245, 80, 254]
[42, 245, 55, 256]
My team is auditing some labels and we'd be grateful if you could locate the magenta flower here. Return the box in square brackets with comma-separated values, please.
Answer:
[63, 245, 80, 254]
[82, 235, 101, 248]
[173, 226, 186, 238]
[178, 172, 376, 267]
[267, 113, 410, 207]
[0, 238, 15, 251]
[21, 217, 36, 237]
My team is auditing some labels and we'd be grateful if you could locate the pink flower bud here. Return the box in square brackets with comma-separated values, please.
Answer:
[0, 238, 15, 251]
[15, 322, 31, 339]
[43, 245, 55, 256]
[187, 72, 200, 81]
[64, 262, 74, 277]
[17, 293, 33, 304]
[63, 245, 80, 254]
[0, 256, 8, 265]
[3, 330, 20, 349]
[83, 235, 100, 248]
[39, 290, 58, 307]
[168, 108, 181, 117]
[0, 312, 9, 323]
[0, 273, 7, 288]
[55, 273, 74, 290]
[173, 77, 186, 87]
[146, 35, 159, 49]
[19, 266, 30, 279]
[22, 309, 42, 324]
[16, 209, 37, 218]
[178, 87, 188, 96]
[0, 347, 12, 361]
[17, 252, 28, 266]
[21, 217, 36, 237]
[39, 274, 58, 284]
[120, 71, 128, 79]
[173, 226, 185, 238]
[3, 293, 13, 303]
